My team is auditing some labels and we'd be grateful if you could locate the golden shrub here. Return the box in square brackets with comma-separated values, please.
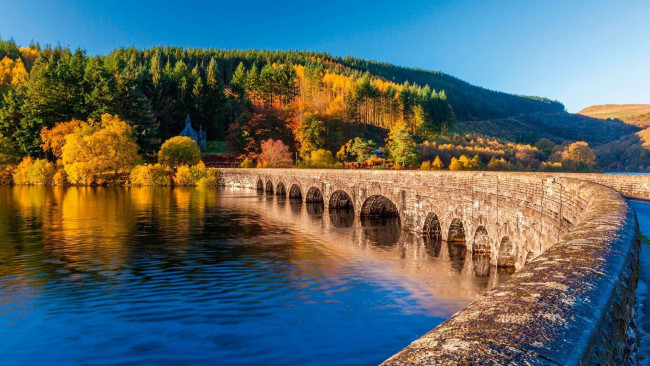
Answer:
[173, 165, 192, 186]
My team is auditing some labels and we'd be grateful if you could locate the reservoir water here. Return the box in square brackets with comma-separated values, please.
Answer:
[0, 186, 510, 365]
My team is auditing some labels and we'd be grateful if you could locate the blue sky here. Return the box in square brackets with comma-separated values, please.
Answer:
[1, 0, 648, 112]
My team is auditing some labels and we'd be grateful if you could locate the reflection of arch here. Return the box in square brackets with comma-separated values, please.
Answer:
[329, 190, 354, 212]
[330, 212, 354, 228]
[256, 179, 264, 192]
[276, 182, 286, 196]
[447, 218, 466, 244]
[497, 236, 515, 267]
[360, 195, 399, 219]
[289, 184, 302, 199]
[423, 233, 442, 258]
[423, 213, 442, 239]
[472, 254, 491, 277]
[265, 181, 274, 194]
[361, 217, 401, 246]
[306, 187, 323, 203]
[448, 240, 466, 273]
[472, 226, 490, 254]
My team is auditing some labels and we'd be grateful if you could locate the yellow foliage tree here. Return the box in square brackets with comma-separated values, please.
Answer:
[158, 136, 201, 167]
[449, 157, 463, 171]
[62, 114, 140, 185]
[431, 156, 444, 170]
[41, 120, 83, 159]
[0, 56, 28, 94]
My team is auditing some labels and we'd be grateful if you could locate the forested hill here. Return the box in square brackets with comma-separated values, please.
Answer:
[0, 39, 564, 158]
[338, 57, 565, 120]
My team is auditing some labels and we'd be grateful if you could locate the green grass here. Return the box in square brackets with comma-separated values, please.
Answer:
[205, 141, 228, 155]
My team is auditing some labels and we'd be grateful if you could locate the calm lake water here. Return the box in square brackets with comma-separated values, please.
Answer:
[0, 186, 510, 365]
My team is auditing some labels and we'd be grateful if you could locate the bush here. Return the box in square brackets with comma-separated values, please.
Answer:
[158, 136, 201, 167]
[28, 159, 55, 185]
[129, 164, 174, 186]
[13, 157, 55, 185]
[13, 157, 33, 184]
[197, 175, 218, 189]
[0, 165, 15, 185]
[240, 157, 255, 168]
[173, 165, 192, 186]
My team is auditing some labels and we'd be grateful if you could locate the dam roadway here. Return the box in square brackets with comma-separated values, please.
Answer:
[219, 169, 645, 365]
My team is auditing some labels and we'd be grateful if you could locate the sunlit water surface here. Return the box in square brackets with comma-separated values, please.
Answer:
[0, 186, 511, 365]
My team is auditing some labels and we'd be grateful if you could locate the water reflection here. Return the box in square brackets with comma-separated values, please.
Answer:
[361, 217, 401, 247]
[423, 234, 442, 258]
[329, 211, 355, 228]
[0, 186, 512, 366]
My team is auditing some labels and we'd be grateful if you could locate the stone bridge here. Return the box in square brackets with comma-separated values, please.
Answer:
[218, 168, 642, 365]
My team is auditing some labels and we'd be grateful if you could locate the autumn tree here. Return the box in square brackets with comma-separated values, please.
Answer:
[62, 114, 139, 184]
[158, 136, 201, 167]
[567, 141, 596, 165]
[40, 119, 83, 159]
[258, 139, 292, 168]
[387, 121, 419, 166]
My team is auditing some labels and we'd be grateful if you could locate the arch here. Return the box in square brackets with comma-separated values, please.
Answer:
[265, 181, 274, 194]
[256, 179, 264, 192]
[497, 236, 516, 267]
[276, 182, 286, 196]
[289, 184, 302, 200]
[360, 195, 399, 219]
[525, 251, 535, 264]
[423, 213, 442, 239]
[329, 190, 354, 212]
[447, 218, 466, 245]
[306, 187, 323, 203]
[472, 226, 490, 254]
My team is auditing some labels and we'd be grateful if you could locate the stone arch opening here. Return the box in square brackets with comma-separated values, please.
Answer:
[265, 181, 274, 194]
[472, 226, 490, 254]
[329, 190, 354, 212]
[306, 187, 323, 203]
[497, 236, 516, 268]
[447, 218, 466, 245]
[360, 195, 399, 219]
[276, 182, 286, 196]
[423, 213, 442, 238]
[256, 179, 264, 192]
[525, 251, 535, 264]
[289, 184, 302, 200]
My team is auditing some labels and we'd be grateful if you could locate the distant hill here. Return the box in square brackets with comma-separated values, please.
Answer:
[578, 104, 650, 127]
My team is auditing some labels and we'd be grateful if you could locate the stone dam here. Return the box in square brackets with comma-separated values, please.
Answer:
[218, 169, 646, 365]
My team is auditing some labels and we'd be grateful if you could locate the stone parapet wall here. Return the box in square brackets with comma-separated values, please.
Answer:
[217, 169, 640, 365]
